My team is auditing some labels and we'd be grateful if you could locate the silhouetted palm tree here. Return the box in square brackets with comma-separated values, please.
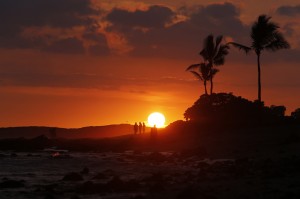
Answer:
[200, 34, 229, 94]
[229, 15, 290, 103]
[186, 62, 218, 95]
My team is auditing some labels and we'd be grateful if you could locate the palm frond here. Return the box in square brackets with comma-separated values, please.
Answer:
[210, 68, 219, 78]
[213, 35, 223, 58]
[265, 32, 290, 51]
[215, 35, 223, 49]
[190, 71, 204, 81]
[214, 44, 229, 65]
[200, 34, 215, 60]
[186, 63, 201, 71]
[228, 42, 251, 54]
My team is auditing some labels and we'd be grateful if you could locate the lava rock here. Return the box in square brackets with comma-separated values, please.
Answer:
[0, 179, 25, 189]
[62, 172, 83, 181]
[80, 167, 89, 175]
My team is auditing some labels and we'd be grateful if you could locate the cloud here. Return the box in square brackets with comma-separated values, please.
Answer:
[106, 5, 175, 29]
[276, 5, 300, 16]
[105, 3, 248, 59]
[83, 32, 111, 56]
[0, 0, 98, 29]
[189, 3, 247, 39]
[0, 0, 110, 54]
[43, 37, 85, 54]
[88, 44, 110, 56]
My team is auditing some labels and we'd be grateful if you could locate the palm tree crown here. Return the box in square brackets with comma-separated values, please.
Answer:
[187, 34, 228, 95]
[200, 35, 229, 67]
[186, 62, 218, 95]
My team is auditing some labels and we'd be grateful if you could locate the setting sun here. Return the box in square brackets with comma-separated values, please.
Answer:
[147, 112, 166, 128]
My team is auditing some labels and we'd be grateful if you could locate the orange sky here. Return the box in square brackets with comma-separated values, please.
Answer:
[0, 0, 299, 127]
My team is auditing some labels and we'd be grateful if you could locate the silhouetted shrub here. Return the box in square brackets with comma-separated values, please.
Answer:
[270, 105, 286, 118]
[291, 108, 300, 123]
[184, 93, 287, 126]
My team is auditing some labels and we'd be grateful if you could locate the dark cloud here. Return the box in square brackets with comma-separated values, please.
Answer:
[189, 3, 246, 39]
[276, 5, 300, 16]
[0, 0, 97, 28]
[83, 31, 111, 56]
[88, 44, 110, 56]
[0, 35, 46, 49]
[106, 3, 248, 59]
[44, 38, 85, 54]
[0, 0, 103, 53]
[106, 5, 175, 29]
[83, 32, 107, 43]
[282, 23, 296, 37]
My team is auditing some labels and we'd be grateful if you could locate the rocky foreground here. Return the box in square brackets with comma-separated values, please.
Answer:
[1, 150, 300, 199]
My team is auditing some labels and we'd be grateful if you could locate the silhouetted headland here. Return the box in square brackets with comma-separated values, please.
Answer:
[0, 93, 299, 157]
[1, 93, 300, 199]
[0, 124, 133, 139]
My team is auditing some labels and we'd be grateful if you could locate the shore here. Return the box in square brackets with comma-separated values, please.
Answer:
[0, 124, 300, 198]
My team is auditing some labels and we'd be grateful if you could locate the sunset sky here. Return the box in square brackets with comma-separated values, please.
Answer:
[0, 0, 300, 127]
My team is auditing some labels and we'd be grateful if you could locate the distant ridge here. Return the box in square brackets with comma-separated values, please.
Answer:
[0, 124, 133, 139]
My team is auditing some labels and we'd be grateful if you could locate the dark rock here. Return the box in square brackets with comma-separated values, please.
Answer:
[149, 182, 165, 193]
[70, 196, 81, 199]
[62, 172, 83, 181]
[42, 184, 58, 192]
[106, 176, 124, 191]
[77, 181, 95, 194]
[10, 153, 18, 157]
[103, 169, 115, 176]
[0, 154, 6, 158]
[144, 172, 164, 183]
[180, 146, 207, 158]
[197, 162, 210, 170]
[235, 157, 250, 165]
[106, 176, 140, 193]
[80, 167, 89, 175]
[177, 186, 200, 199]
[44, 194, 55, 199]
[130, 194, 146, 199]
[147, 152, 166, 162]
[77, 181, 106, 194]
[92, 173, 107, 180]
[130, 195, 146, 199]
[0, 179, 25, 189]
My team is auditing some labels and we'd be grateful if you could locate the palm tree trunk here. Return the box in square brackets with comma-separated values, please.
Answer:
[257, 52, 263, 124]
[257, 53, 261, 103]
[210, 74, 213, 95]
[204, 80, 208, 95]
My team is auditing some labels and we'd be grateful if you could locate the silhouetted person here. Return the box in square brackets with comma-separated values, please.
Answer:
[138, 122, 142, 134]
[142, 122, 146, 133]
[151, 125, 158, 138]
[134, 122, 138, 135]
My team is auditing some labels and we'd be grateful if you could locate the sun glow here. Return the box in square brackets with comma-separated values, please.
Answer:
[147, 112, 165, 128]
